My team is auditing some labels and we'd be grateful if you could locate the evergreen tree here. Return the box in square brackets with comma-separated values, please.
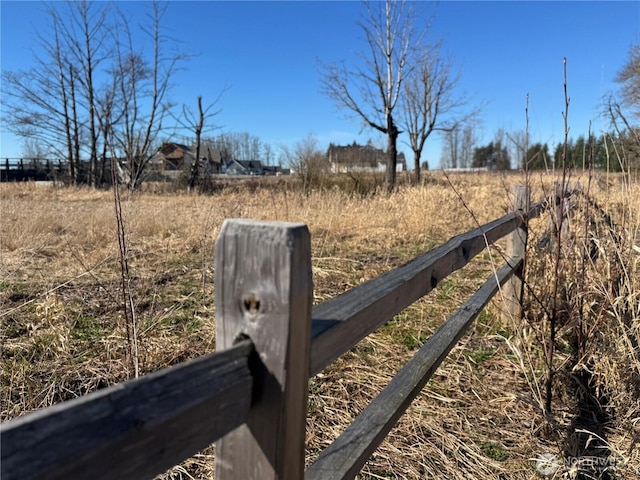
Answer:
[525, 143, 550, 170]
[471, 141, 510, 170]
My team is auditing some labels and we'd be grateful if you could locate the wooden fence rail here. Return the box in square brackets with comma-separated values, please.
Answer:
[1, 341, 254, 480]
[1, 158, 66, 182]
[2, 185, 562, 480]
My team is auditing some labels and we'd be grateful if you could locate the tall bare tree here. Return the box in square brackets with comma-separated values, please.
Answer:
[438, 124, 457, 169]
[34, 1, 110, 184]
[506, 129, 529, 171]
[107, 2, 187, 189]
[1, 4, 92, 183]
[20, 138, 47, 161]
[439, 120, 480, 170]
[459, 125, 477, 169]
[321, 0, 421, 192]
[2, 1, 184, 188]
[205, 132, 268, 162]
[262, 143, 275, 166]
[601, 42, 640, 172]
[51, 8, 80, 182]
[604, 97, 640, 171]
[615, 42, 640, 118]
[401, 42, 473, 182]
[64, 1, 110, 186]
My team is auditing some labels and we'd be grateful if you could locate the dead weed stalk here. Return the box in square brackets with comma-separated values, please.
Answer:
[110, 152, 139, 379]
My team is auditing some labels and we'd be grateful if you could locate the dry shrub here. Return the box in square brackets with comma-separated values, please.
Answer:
[517, 169, 640, 479]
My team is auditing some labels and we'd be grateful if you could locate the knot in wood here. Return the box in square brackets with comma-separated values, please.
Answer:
[241, 293, 261, 319]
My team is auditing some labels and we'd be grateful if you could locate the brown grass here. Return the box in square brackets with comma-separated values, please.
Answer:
[1, 170, 638, 479]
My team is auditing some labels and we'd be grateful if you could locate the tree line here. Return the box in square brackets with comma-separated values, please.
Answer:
[523, 133, 639, 172]
[438, 128, 640, 172]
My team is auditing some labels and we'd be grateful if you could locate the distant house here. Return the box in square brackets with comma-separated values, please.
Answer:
[150, 143, 233, 177]
[327, 141, 406, 173]
[225, 159, 264, 175]
[149, 142, 290, 178]
[203, 147, 225, 175]
[150, 143, 194, 171]
[263, 165, 290, 176]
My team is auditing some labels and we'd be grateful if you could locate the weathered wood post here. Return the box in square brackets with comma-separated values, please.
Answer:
[546, 181, 576, 252]
[504, 185, 529, 324]
[552, 181, 564, 247]
[215, 219, 313, 480]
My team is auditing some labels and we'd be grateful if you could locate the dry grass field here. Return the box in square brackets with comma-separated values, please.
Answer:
[1, 170, 639, 479]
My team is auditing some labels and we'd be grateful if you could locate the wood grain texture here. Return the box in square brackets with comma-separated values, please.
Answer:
[309, 203, 545, 377]
[215, 219, 313, 480]
[306, 260, 520, 480]
[0, 341, 254, 480]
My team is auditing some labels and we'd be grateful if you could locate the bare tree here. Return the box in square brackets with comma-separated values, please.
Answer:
[205, 132, 268, 163]
[104, 2, 186, 189]
[321, 0, 421, 193]
[51, 8, 81, 182]
[33, 0, 111, 184]
[439, 124, 459, 169]
[2, 1, 184, 189]
[604, 42, 640, 172]
[262, 143, 274, 166]
[439, 120, 481, 170]
[282, 134, 329, 194]
[459, 125, 477, 169]
[188, 96, 206, 190]
[21, 138, 48, 161]
[94, 70, 121, 185]
[401, 42, 474, 182]
[615, 42, 640, 118]
[604, 97, 640, 171]
[506, 129, 529, 171]
[63, 1, 110, 186]
[234, 132, 263, 160]
[171, 94, 223, 190]
[1, 4, 92, 183]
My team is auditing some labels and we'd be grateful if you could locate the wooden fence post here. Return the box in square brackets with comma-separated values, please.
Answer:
[546, 181, 576, 252]
[214, 219, 313, 480]
[504, 185, 529, 324]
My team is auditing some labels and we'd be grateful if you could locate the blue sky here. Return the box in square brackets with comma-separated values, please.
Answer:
[1, 1, 639, 168]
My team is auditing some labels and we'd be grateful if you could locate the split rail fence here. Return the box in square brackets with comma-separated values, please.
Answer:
[2, 185, 572, 480]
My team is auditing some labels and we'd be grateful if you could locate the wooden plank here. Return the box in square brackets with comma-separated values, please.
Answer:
[0, 340, 254, 480]
[215, 219, 313, 480]
[505, 185, 530, 323]
[529, 197, 548, 219]
[309, 203, 545, 377]
[305, 260, 520, 480]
